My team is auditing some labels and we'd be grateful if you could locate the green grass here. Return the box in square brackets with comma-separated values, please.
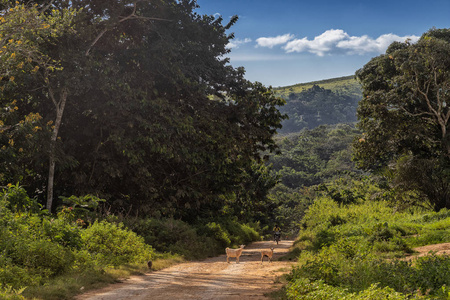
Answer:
[273, 75, 361, 99]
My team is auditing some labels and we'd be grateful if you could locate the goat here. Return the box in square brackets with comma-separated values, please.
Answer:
[261, 248, 274, 263]
[225, 245, 245, 263]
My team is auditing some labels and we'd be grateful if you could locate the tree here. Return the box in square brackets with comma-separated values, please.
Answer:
[1, 0, 286, 217]
[270, 124, 362, 189]
[0, 2, 76, 210]
[354, 28, 450, 210]
[279, 85, 360, 133]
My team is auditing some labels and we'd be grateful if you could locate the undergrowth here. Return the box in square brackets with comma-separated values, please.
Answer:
[284, 180, 450, 299]
[0, 184, 261, 300]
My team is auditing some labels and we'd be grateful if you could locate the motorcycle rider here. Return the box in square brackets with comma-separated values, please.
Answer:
[273, 224, 281, 241]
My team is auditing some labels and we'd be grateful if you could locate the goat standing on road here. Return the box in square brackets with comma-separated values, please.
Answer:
[261, 248, 274, 263]
[225, 245, 245, 263]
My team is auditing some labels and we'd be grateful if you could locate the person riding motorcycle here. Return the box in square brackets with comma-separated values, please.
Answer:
[273, 225, 281, 242]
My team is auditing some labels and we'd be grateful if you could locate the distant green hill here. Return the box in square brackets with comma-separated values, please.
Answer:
[274, 75, 361, 99]
[274, 76, 363, 134]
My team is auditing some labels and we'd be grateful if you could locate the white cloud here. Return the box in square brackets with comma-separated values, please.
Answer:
[226, 38, 252, 49]
[284, 29, 349, 56]
[337, 33, 419, 54]
[228, 53, 297, 61]
[256, 34, 294, 48]
[256, 29, 419, 56]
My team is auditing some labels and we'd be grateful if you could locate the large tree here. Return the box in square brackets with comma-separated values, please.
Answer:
[1, 0, 286, 216]
[0, 2, 77, 210]
[354, 28, 450, 210]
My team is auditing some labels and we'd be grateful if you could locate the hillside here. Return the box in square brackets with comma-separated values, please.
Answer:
[274, 76, 363, 134]
[274, 75, 362, 99]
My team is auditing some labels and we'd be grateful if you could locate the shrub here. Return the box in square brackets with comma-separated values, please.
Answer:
[11, 238, 74, 278]
[41, 218, 82, 249]
[367, 222, 394, 243]
[0, 183, 40, 213]
[58, 194, 105, 224]
[0, 285, 26, 300]
[406, 229, 450, 247]
[223, 220, 260, 246]
[412, 255, 450, 295]
[421, 208, 450, 222]
[286, 278, 409, 300]
[124, 217, 260, 259]
[72, 249, 98, 271]
[126, 218, 223, 258]
[81, 220, 153, 267]
[293, 241, 416, 294]
[312, 228, 337, 251]
[204, 222, 231, 248]
[0, 261, 40, 289]
[287, 278, 349, 299]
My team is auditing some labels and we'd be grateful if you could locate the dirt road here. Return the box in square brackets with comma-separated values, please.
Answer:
[76, 240, 296, 300]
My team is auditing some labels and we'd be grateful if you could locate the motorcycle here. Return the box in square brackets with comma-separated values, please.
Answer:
[274, 231, 281, 244]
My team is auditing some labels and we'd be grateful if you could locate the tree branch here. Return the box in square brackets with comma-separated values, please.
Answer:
[85, 2, 171, 56]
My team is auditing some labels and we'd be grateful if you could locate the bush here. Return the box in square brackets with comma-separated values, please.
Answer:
[0, 214, 75, 287]
[204, 222, 231, 248]
[0, 286, 26, 300]
[11, 238, 74, 277]
[0, 262, 40, 289]
[406, 229, 450, 247]
[223, 220, 260, 246]
[312, 228, 337, 251]
[124, 217, 260, 259]
[421, 208, 450, 222]
[368, 222, 394, 243]
[125, 218, 223, 259]
[41, 218, 82, 249]
[287, 278, 349, 299]
[286, 278, 409, 300]
[81, 220, 153, 266]
[0, 183, 40, 213]
[412, 254, 450, 295]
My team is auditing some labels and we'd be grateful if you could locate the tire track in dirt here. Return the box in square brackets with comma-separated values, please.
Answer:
[76, 240, 296, 300]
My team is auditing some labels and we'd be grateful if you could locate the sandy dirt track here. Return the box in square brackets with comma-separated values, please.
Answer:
[76, 240, 296, 300]
[405, 242, 450, 260]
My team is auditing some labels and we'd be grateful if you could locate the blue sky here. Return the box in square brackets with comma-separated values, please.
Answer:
[196, 0, 450, 87]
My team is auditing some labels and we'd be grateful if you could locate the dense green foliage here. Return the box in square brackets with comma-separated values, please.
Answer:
[3, 2, 450, 298]
[284, 179, 450, 299]
[0, 0, 285, 217]
[354, 28, 450, 210]
[262, 124, 364, 235]
[279, 85, 361, 133]
[123, 217, 260, 259]
[270, 124, 362, 189]
[0, 184, 261, 299]
[0, 185, 152, 295]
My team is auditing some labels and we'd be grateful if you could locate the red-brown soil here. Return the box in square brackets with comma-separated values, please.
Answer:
[76, 240, 296, 300]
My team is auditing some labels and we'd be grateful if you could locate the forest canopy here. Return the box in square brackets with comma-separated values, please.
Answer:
[278, 84, 361, 133]
[354, 28, 450, 210]
[0, 0, 286, 217]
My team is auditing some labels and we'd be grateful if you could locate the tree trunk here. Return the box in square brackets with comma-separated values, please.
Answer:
[46, 87, 68, 212]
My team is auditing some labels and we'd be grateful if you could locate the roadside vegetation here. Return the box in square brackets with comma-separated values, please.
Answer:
[281, 180, 450, 299]
[0, 184, 261, 300]
[276, 27, 450, 299]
